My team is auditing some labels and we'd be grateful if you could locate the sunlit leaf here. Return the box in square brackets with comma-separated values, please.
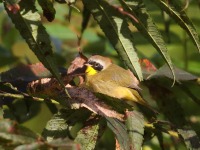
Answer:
[42, 108, 91, 141]
[119, 0, 175, 84]
[152, 0, 200, 53]
[83, 0, 143, 81]
[75, 119, 105, 150]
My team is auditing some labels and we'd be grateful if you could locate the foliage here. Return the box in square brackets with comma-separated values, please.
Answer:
[0, 0, 200, 150]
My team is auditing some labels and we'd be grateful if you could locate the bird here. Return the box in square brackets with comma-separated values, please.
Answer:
[84, 55, 156, 112]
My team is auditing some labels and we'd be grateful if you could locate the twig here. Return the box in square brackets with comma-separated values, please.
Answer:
[0, 93, 59, 104]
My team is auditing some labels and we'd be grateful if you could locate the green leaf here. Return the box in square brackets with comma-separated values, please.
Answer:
[37, 0, 56, 22]
[4, 0, 70, 97]
[119, 0, 175, 84]
[152, 0, 200, 53]
[75, 119, 105, 150]
[42, 110, 71, 140]
[42, 108, 91, 140]
[82, 0, 143, 81]
[125, 111, 144, 150]
[106, 117, 130, 150]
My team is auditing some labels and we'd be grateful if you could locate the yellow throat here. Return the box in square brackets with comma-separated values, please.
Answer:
[86, 65, 98, 76]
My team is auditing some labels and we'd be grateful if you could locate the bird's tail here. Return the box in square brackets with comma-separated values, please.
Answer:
[130, 89, 158, 115]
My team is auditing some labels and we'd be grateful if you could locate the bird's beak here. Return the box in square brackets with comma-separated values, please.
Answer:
[84, 63, 91, 67]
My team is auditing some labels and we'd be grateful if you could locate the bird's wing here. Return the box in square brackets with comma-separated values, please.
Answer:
[103, 65, 141, 90]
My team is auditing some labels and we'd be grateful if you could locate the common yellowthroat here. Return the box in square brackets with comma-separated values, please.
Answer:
[84, 55, 154, 111]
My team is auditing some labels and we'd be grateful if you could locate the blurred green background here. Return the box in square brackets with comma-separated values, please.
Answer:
[0, 1, 200, 149]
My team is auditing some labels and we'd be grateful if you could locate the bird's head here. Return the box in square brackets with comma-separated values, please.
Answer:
[85, 55, 112, 76]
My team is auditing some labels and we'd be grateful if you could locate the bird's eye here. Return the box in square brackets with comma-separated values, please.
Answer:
[93, 62, 103, 71]
[94, 62, 100, 68]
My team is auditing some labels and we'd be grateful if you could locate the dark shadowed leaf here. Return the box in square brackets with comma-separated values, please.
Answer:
[147, 81, 200, 149]
[4, 0, 69, 97]
[147, 64, 198, 81]
[81, 5, 91, 34]
[179, 83, 200, 106]
[106, 117, 130, 150]
[0, 63, 51, 82]
[82, 0, 143, 81]
[37, 0, 56, 22]
[5, 0, 21, 5]
[125, 110, 144, 150]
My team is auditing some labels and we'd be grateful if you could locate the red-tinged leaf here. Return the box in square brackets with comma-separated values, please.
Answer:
[67, 52, 87, 75]
[139, 59, 157, 72]
[5, 0, 21, 14]
[6, 3, 20, 14]
[67, 52, 88, 85]
[139, 59, 157, 79]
